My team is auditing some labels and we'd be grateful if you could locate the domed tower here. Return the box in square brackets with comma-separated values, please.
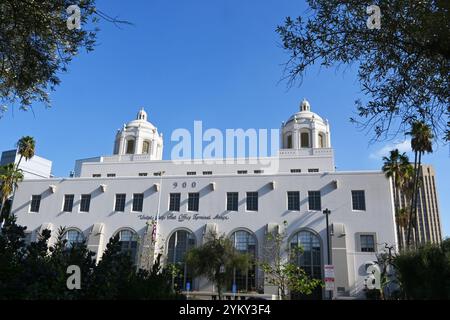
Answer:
[281, 99, 331, 149]
[113, 108, 163, 160]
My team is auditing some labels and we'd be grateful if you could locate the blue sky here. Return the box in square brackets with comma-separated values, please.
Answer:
[0, 0, 448, 236]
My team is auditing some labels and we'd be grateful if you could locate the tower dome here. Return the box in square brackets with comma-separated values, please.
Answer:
[281, 99, 331, 149]
[113, 108, 163, 159]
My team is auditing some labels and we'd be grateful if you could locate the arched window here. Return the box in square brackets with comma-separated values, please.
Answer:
[126, 139, 135, 154]
[230, 230, 257, 292]
[142, 141, 151, 154]
[63, 229, 84, 248]
[286, 134, 293, 149]
[168, 230, 196, 291]
[290, 230, 322, 299]
[300, 132, 310, 148]
[290, 231, 321, 279]
[116, 229, 139, 264]
[318, 133, 325, 148]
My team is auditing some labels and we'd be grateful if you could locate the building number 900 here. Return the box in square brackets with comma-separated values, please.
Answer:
[173, 182, 197, 189]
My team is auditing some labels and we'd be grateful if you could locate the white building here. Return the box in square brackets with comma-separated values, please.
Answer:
[11, 102, 398, 299]
[1, 149, 52, 179]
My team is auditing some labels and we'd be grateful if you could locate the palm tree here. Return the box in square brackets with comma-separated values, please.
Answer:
[382, 149, 414, 248]
[0, 163, 24, 224]
[406, 121, 433, 247]
[16, 136, 36, 168]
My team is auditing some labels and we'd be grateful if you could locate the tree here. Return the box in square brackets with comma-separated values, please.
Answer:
[276, 0, 449, 142]
[393, 239, 450, 299]
[16, 136, 36, 168]
[186, 230, 250, 300]
[406, 121, 433, 247]
[382, 149, 414, 246]
[0, 163, 24, 223]
[0, 1, 131, 116]
[260, 222, 322, 300]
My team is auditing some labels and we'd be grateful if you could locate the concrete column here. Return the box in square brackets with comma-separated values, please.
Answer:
[87, 223, 106, 264]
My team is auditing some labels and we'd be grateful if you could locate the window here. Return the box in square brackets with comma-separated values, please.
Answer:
[107, 173, 116, 178]
[319, 133, 325, 148]
[290, 231, 322, 280]
[202, 171, 212, 175]
[188, 193, 199, 211]
[63, 194, 74, 212]
[246, 192, 258, 211]
[352, 190, 366, 211]
[80, 194, 91, 212]
[92, 174, 101, 178]
[360, 234, 375, 252]
[126, 139, 135, 154]
[153, 172, 162, 176]
[308, 191, 321, 211]
[254, 170, 264, 174]
[168, 230, 196, 290]
[287, 134, 293, 148]
[117, 230, 138, 264]
[142, 141, 151, 154]
[169, 193, 181, 212]
[63, 229, 84, 248]
[30, 195, 41, 213]
[287, 191, 300, 211]
[227, 192, 239, 211]
[301, 132, 310, 148]
[230, 231, 257, 292]
[237, 170, 248, 175]
[290, 169, 302, 173]
[115, 194, 126, 212]
[138, 173, 148, 177]
[308, 168, 319, 173]
[132, 193, 144, 212]
[187, 171, 197, 176]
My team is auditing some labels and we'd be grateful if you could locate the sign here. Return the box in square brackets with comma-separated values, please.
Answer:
[324, 265, 335, 291]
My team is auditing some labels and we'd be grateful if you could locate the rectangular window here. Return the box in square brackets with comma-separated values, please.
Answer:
[153, 172, 162, 176]
[115, 194, 126, 212]
[237, 170, 248, 175]
[308, 191, 321, 211]
[188, 193, 199, 211]
[254, 170, 264, 174]
[107, 173, 116, 177]
[290, 169, 302, 173]
[169, 193, 181, 212]
[63, 194, 75, 212]
[202, 171, 212, 175]
[352, 190, 366, 211]
[80, 194, 91, 212]
[287, 191, 300, 211]
[227, 192, 239, 211]
[92, 174, 101, 178]
[308, 168, 319, 173]
[360, 235, 375, 252]
[246, 192, 258, 211]
[132, 193, 144, 212]
[138, 173, 148, 177]
[30, 195, 41, 213]
[187, 171, 197, 176]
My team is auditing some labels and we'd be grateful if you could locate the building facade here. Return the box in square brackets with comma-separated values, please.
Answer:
[11, 102, 399, 299]
[1, 149, 52, 179]
[396, 164, 443, 248]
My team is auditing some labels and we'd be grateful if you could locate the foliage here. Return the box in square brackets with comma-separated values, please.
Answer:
[276, 0, 449, 141]
[393, 239, 450, 299]
[260, 222, 323, 300]
[185, 230, 250, 300]
[16, 136, 36, 166]
[0, 216, 182, 300]
[0, 163, 24, 220]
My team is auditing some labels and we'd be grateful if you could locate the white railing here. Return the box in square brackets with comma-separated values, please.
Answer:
[182, 291, 279, 301]
[278, 148, 333, 157]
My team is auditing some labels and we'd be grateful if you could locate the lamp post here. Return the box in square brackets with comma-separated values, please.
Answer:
[153, 171, 165, 262]
[323, 208, 333, 300]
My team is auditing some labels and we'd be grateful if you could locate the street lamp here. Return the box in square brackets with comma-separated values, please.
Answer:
[323, 208, 333, 300]
[153, 171, 165, 262]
